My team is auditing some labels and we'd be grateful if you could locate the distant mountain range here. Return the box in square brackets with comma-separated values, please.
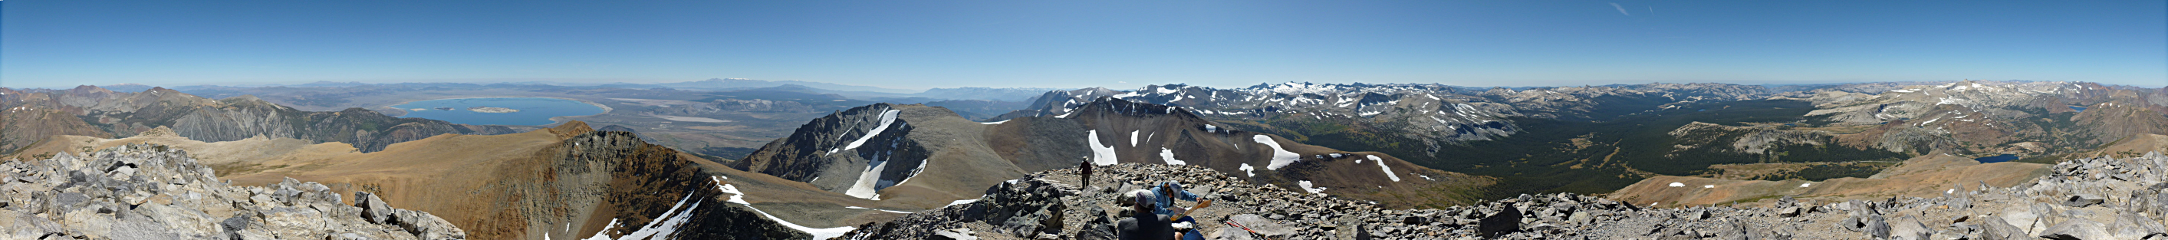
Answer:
[0, 86, 534, 154]
[998, 81, 2168, 197]
[735, 99, 1493, 209]
[590, 78, 1061, 102]
[3, 80, 2161, 239]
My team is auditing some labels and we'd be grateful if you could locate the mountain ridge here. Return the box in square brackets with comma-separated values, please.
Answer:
[739, 98, 1496, 210]
[1, 85, 535, 154]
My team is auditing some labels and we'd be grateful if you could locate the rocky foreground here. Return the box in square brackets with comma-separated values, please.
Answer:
[0, 144, 467, 239]
[844, 152, 2168, 240]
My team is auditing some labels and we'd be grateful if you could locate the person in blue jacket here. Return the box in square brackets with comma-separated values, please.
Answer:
[1151, 181, 1205, 240]
[1150, 181, 1201, 216]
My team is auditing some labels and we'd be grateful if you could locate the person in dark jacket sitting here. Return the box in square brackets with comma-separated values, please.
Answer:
[1116, 190, 1175, 240]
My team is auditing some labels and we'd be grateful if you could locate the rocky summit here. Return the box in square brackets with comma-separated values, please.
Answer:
[0, 144, 466, 239]
[844, 152, 2168, 240]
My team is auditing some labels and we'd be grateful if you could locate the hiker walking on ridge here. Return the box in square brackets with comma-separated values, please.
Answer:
[1080, 161, 1094, 193]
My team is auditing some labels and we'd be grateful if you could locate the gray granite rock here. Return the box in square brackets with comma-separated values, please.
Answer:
[0, 144, 465, 240]
[843, 153, 2168, 240]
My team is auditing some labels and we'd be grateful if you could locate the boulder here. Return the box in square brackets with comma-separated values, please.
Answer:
[2110, 211, 2168, 239]
[392, 209, 468, 239]
[2066, 194, 2106, 207]
[1567, 211, 1593, 224]
[356, 191, 394, 224]
[1864, 215, 1891, 239]
[1888, 216, 1932, 240]
[2040, 218, 2111, 240]
[1978, 215, 2032, 240]
[931, 228, 978, 240]
[1478, 207, 1522, 238]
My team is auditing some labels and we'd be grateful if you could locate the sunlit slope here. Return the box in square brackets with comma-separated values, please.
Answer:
[1608, 153, 2050, 208]
[5, 121, 817, 239]
[739, 98, 1495, 209]
[0, 85, 531, 154]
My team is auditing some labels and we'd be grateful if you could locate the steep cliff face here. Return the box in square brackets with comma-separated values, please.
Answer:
[736, 104, 931, 191]
[1, 85, 530, 154]
[552, 130, 810, 240]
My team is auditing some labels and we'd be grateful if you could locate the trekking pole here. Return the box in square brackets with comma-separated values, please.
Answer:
[1169, 199, 1213, 222]
[1224, 220, 1270, 240]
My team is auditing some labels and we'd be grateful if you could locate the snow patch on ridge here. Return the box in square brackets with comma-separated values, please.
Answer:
[712, 177, 854, 239]
[1368, 155, 1399, 182]
[579, 219, 621, 240]
[587, 184, 716, 240]
[615, 192, 701, 240]
[1159, 148, 1187, 165]
[890, 158, 932, 188]
[1238, 163, 1256, 177]
[1255, 135, 1302, 170]
[946, 198, 980, 208]
[844, 206, 915, 214]
[1089, 130, 1118, 166]
[844, 160, 891, 200]
[1130, 130, 1140, 147]
[842, 110, 902, 152]
[1298, 180, 1328, 195]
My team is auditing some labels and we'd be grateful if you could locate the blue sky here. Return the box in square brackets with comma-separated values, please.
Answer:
[4, 1, 2163, 90]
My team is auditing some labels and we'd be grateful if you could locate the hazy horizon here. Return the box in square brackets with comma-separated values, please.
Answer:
[6, 1, 2163, 90]
[4, 78, 2154, 93]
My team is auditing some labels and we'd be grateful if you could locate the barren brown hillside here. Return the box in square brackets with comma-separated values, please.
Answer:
[1609, 153, 2049, 208]
[4, 121, 818, 239]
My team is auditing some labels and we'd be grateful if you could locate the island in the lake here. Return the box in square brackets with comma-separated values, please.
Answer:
[467, 106, 520, 113]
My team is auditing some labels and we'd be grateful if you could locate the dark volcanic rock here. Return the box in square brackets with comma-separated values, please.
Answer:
[1477, 206, 1522, 237]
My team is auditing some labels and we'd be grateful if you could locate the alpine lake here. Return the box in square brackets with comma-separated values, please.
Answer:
[391, 98, 606, 126]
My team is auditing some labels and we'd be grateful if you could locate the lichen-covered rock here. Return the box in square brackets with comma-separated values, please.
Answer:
[0, 144, 466, 239]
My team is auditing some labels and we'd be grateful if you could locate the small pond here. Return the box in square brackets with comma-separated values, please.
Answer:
[1975, 154, 2019, 163]
[392, 98, 605, 125]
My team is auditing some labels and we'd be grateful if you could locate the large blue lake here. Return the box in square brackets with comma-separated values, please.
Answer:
[392, 98, 605, 126]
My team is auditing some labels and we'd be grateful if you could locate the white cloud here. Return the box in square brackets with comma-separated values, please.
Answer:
[1610, 3, 1630, 16]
